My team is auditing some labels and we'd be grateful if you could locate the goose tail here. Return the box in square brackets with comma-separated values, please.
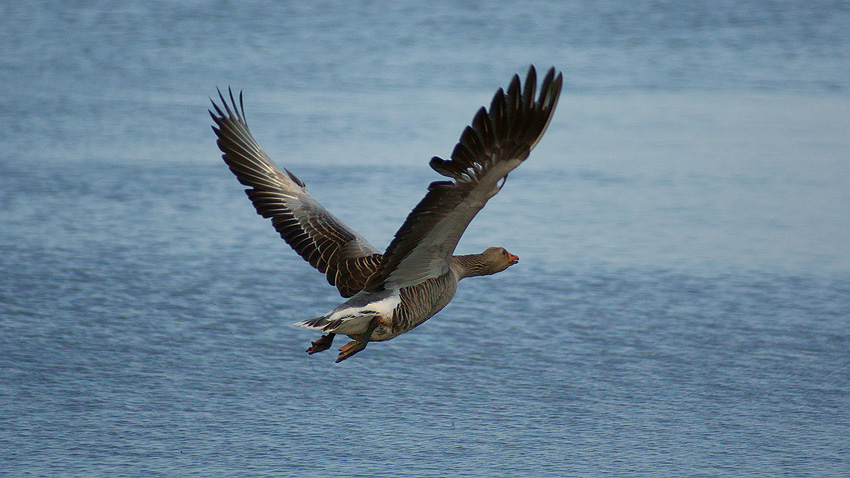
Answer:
[293, 315, 339, 332]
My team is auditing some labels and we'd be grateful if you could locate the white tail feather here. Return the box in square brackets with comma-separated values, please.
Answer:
[292, 290, 400, 335]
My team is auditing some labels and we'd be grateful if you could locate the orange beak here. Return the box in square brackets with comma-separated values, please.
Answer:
[508, 253, 519, 266]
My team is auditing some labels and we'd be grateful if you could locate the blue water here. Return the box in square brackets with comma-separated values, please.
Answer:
[2, 1, 849, 476]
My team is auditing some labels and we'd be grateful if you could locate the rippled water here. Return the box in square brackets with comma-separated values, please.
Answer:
[2, 1, 849, 476]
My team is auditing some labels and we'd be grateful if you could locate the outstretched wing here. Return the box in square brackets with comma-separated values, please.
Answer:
[210, 89, 382, 298]
[364, 66, 563, 292]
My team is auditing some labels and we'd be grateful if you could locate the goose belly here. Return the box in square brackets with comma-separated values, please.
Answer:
[371, 274, 458, 341]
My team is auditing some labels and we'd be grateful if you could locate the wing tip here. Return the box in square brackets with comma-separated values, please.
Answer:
[431, 65, 562, 181]
[209, 86, 247, 125]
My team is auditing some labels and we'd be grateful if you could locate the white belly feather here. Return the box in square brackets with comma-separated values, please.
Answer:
[293, 290, 401, 336]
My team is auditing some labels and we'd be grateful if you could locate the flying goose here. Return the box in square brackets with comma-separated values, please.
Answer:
[210, 66, 562, 362]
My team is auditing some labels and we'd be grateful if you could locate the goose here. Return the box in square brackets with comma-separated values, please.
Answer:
[210, 66, 562, 362]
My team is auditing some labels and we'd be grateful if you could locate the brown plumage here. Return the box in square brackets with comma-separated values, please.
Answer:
[210, 66, 562, 362]
[210, 95, 382, 297]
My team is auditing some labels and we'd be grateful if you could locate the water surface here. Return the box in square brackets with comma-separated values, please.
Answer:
[1, 1, 849, 476]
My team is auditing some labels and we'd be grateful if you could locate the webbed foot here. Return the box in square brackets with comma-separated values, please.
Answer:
[336, 339, 367, 362]
[334, 316, 382, 363]
[306, 333, 335, 354]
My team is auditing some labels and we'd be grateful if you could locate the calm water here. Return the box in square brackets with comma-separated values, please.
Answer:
[2, 1, 849, 476]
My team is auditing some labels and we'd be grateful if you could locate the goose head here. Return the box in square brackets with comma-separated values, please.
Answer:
[479, 246, 520, 275]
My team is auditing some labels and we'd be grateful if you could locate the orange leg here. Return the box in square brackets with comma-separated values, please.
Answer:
[335, 317, 381, 363]
[306, 333, 335, 354]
